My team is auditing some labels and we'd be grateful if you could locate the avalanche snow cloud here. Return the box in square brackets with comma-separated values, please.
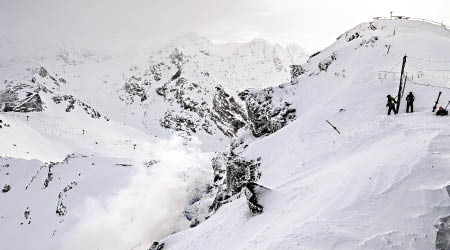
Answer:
[62, 137, 212, 250]
[1, 136, 212, 250]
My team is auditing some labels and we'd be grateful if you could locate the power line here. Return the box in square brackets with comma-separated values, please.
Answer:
[408, 56, 450, 63]
[387, 58, 404, 72]
[407, 63, 450, 72]
[406, 78, 450, 90]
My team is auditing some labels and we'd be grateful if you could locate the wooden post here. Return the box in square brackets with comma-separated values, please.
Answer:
[396, 55, 407, 114]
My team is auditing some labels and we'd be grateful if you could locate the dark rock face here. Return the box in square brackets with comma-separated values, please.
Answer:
[436, 186, 450, 250]
[157, 78, 248, 137]
[56, 181, 78, 216]
[239, 87, 296, 137]
[120, 76, 149, 104]
[38, 67, 49, 78]
[13, 94, 44, 112]
[336, 21, 379, 42]
[209, 139, 261, 212]
[149, 242, 165, 250]
[346, 32, 361, 42]
[211, 86, 248, 137]
[244, 182, 271, 215]
[307, 51, 321, 62]
[2, 184, 11, 193]
[289, 65, 305, 84]
[160, 111, 197, 134]
[0, 119, 10, 129]
[0, 90, 44, 112]
[436, 215, 450, 250]
[0, 67, 66, 113]
[52, 95, 102, 118]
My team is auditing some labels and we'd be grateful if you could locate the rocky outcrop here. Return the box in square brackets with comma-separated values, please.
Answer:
[0, 119, 11, 129]
[157, 78, 248, 137]
[211, 86, 248, 137]
[244, 182, 270, 215]
[56, 181, 78, 216]
[239, 87, 296, 137]
[149, 242, 165, 250]
[289, 65, 305, 84]
[0, 89, 44, 112]
[2, 184, 11, 193]
[437, 215, 450, 250]
[13, 94, 44, 112]
[318, 52, 337, 72]
[436, 186, 450, 250]
[120, 76, 149, 104]
[209, 139, 261, 212]
[0, 66, 67, 113]
[52, 95, 102, 118]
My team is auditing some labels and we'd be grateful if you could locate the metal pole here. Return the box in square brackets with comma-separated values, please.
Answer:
[396, 55, 407, 114]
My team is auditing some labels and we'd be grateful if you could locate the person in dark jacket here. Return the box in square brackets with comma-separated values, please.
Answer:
[436, 106, 449, 116]
[386, 95, 397, 115]
[405, 92, 415, 113]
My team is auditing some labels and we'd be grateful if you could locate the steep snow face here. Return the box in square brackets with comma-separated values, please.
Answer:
[159, 20, 450, 250]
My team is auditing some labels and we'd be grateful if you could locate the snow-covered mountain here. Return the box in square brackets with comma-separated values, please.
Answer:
[0, 34, 308, 150]
[0, 34, 308, 250]
[153, 19, 450, 250]
[3, 18, 450, 250]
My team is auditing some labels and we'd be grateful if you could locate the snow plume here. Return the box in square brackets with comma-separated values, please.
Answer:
[63, 136, 212, 250]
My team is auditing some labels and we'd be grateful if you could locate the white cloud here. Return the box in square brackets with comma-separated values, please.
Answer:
[62, 136, 212, 250]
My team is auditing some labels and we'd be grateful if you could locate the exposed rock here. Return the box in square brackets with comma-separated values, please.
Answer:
[359, 36, 379, 48]
[157, 78, 248, 137]
[171, 70, 181, 81]
[289, 65, 305, 84]
[239, 87, 296, 137]
[244, 182, 271, 215]
[56, 181, 78, 216]
[308, 51, 321, 62]
[13, 94, 44, 112]
[209, 139, 261, 212]
[211, 86, 248, 137]
[38, 67, 49, 78]
[318, 52, 337, 72]
[346, 32, 361, 42]
[170, 48, 187, 70]
[436, 215, 450, 250]
[160, 111, 197, 135]
[149, 242, 165, 250]
[120, 76, 148, 104]
[52, 95, 102, 118]
[2, 184, 11, 193]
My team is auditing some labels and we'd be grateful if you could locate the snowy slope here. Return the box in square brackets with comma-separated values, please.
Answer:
[0, 35, 308, 250]
[158, 19, 450, 250]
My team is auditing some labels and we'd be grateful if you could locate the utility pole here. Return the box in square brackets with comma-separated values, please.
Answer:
[396, 55, 407, 114]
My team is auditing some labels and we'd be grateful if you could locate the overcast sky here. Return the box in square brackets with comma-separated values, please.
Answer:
[1, 0, 449, 53]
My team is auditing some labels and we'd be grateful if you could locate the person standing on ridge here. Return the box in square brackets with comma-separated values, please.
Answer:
[406, 92, 415, 113]
[386, 95, 397, 115]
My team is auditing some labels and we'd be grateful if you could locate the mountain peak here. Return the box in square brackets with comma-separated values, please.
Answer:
[170, 33, 214, 48]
